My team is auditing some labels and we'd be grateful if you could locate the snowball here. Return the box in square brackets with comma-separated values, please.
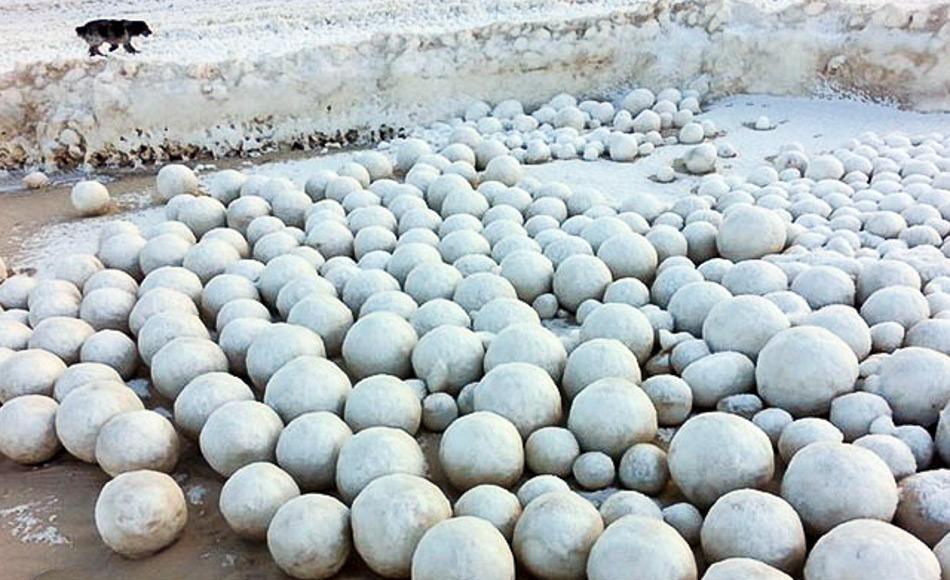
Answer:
[286, 294, 353, 357]
[219, 462, 300, 540]
[513, 491, 604, 580]
[80, 329, 138, 379]
[94, 409, 179, 477]
[895, 470, 950, 546]
[94, 470, 186, 558]
[682, 351, 755, 407]
[405, 262, 462, 304]
[641, 375, 693, 426]
[596, 233, 658, 282]
[421, 392, 457, 431]
[410, 298, 471, 336]
[781, 442, 897, 535]
[351, 474, 450, 578]
[703, 559, 792, 580]
[683, 143, 717, 174]
[483, 323, 567, 380]
[573, 451, 616, 489]
[150, 337, 228, 400]
[568, 377, 657, 458]
[0, 395, 60, 464]
[275, 411, 351, 492]
[264, 356, 351, 422]
[439, 411, 523, 491]
[829, 391, 892, 441]
[452, 272, 517, 314]
[668, 412, 774, 508]
[525, 426, 581, 477]
[562, 338, 641, 400]
[267, 493, 351, 580]
[246, 323, 326, 390]
[716, 204, 787, 261]
[861, 286, 930, 329]
[155, 164, 198, 202]
[472, 297, 540, 333]
[804, 519, 940, 580]
[588, 515, 696, 580]
[412, 516, 515, 580]
[553, 254, 612, 312]
[0, 349, 66, 402]
[28, 317, 94, 364]
[343, 375, 421, 434]
[618, 443, 669, 495]
[667, 281, 731, 336]
[342, 312, 417, 379]
[474, 362, 561, 438]
[778, 417, 844, 462]
[411, 325, 484, 394]
[173, 372, 254, 439]
[55, 381, 144, 463]
[453, 485, 521, 540]
[756, 326, 858, 416]
[71, 180, 111, 216]
[854, 434, 917, 479]
[0, 319, 31, 350]
[335, 426, 425, 502]
[867, 347, 950, 426]
[580, 303, 655, 364]
[199, 400, 283, 477]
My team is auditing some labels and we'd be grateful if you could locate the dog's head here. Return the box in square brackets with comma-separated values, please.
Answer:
[128, 20, 152, 37]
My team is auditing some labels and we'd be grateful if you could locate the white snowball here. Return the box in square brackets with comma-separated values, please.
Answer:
[474, 362, 561, 437]
[276, 411, 352, 492]
[587, 515, 696, 580]
[267, 493, 351, 580]
[777, 417, 844, 462]
[682, 351, 755, 408]
[618, 443, 669, 495]
[71, 180, 111, 216]
[668, 412, 774, 508]
[804, 519, 940, 580]
[781, 442, 897, 535]
[579, 303, 654, 364]
[94, 470, 187, 558]
[483, 323, 567, 380]
[829, 391, 892, 441]
[866, 347, 950, 426]
[513, 491, 604, 580]
[716, 204, 787, 261]
[199, 400, 283, 477]
[219, 461, 300, 539]
[412, 516, 516, 580]
[0, 349, 67, 402]
[173, 372, 254, 439]
[573, 451, 616, 489]
[641, 375, 693, 426]
[341, 312, 417, 379]
[80, 329, 138, 379]
[756, 326, 858, 416]
[525, 426, 581, 477]
[94, 409, 179, 477]
[439, 411, 523, 491]
[895, 470, 950, 546]
[335, 426, 425, 502]
[150, 337, 228, 400]
[568, 377, 657, 458]
[55, 381, 144, 463]
[28, 317, 94, 364]
[411, 325, 484, 395]
[562, 338, 641, 400]
[703, 559, 792, 580]
[263, 355, 351, 422]
[351, 474, 451, 578]
[0, 394, 60, 464]
[246, 323, 326, 390]
[553, 254, 613, 312]
[343, 375, 421, 434]
[454, 484, 521, 540]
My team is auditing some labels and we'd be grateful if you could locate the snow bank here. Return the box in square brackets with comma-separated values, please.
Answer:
[1, 0, 948, 170]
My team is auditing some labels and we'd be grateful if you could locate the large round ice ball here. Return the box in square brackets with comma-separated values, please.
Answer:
[173, 372, 255, 439]
[55, 381, 144, 463]
[276, 411, 351, 492]
[474, 362, 561, 438]
[411, 516, 515, 580]
[341, 312, 417, 379]
[562, 338, 641, 400]
[668, 412, 774, 508]
[246, 323, 326, 390]
[756, 326, 858, 416]
[151, 337, 229, 400]
[219, 461, 300, 539]
[0, 348, 66, 402]
[781, 442, 897, 535]
[701, 489, 805, 573]
[703, 559, 792, 580]
[525, 426, 581, 478]
[483, 323, 567, 380]
[513, 491, 604, 580]
[579, 303, 655, 364]
[94, 470, 187, 558]
[267, 493, 352, 580]
[804, 519, 940, 580]
[568, 377, 657, 458]
[411, 325, 484, 395]
[716, 204, 787, 261]
[895, 470, 950, 547]
[264, 356, 351, 422]
[453, 484, 521, 540]
[335, 426, 425, 503]
[95, 409, 179, 476]
[868, 347, 950, 426]
[199, 400, 283, 477]
[0, 394, 60, 464]
[351, 474, 451, 578]
[343, 375, 420, 434]
[71, 180, 111, 216]
[155, 164, 199, 202]
[553, 254, 613, 312]
[587, 515, 697, 580]
[702, 296, 789, 360]
[439, 411, 523, 491]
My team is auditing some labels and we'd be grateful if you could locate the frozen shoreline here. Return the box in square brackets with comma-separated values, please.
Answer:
[1, 0, 949, 171]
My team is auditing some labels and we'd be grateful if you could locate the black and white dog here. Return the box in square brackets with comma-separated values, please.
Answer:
[76, 19, 152, 57]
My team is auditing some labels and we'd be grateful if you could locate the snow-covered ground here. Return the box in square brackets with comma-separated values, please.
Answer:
[1, 0, 948, 171]
[11, 94, 950, 276]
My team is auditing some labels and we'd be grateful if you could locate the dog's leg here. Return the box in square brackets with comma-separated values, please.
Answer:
[89, 44, 103, 57]
[109, 43, 119, 52]
[123, 41, 139, 54]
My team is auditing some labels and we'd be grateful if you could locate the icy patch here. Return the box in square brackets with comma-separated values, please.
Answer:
[185, 484, 208, 506]
[0, 496, 70, 545]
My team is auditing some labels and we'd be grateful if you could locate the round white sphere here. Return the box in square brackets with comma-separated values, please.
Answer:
[95, 470, 187, 557]
[335, 426, 426, 503]
[668, 412, 774, 508]
[0, 347, 67, 402]
[702, 295, 790, 360]
[71, 180, 111, 216]
[513, 491, 604, 580]
[246, 323, 326, 390]
[343, 375, 421, 434]
[587, 515, 697, 580]
[199, 400, 284, 477]
[342, 312, 417, 379]
[267, 493, 352, 580]
[411, 516, 516, 580]
[276, 411, 352, 492]
[869, 347, 950, 426]
[173, 372, 255, 439]
[80, 329, 139, 379]
[0, 394, 61, 464]
[151, 337, 228, 400]
[804, 519, 940, 580]
[95, 409, 180, 476]
[484, 323, 567, 380]
[474, 362, 562, 438]
[895, 470, 950, 547]
[525, 426, 581, 477]
[55, 381, 144, 463]
[703, 559, 792, 580]
[155, 164, 199, 202]
[781, 442, 897, 535]
[439, 411, 523, 491]
[219, 461, 300, 539]
[264, 355, 351, 422]
[351, 473, 451, 577]
[716, 204, 787, 261]
[411, 325, 484, 395]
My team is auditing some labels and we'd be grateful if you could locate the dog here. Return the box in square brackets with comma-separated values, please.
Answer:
[76, 19, 152, 57]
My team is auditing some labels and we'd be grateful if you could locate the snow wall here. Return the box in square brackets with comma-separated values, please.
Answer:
[1, 0, 948, 170]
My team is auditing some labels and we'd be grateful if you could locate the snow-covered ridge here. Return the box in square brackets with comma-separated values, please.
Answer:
[1, 0, 947, 170]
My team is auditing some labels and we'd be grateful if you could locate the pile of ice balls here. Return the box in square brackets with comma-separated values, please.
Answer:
[0, 88, 949, 580]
